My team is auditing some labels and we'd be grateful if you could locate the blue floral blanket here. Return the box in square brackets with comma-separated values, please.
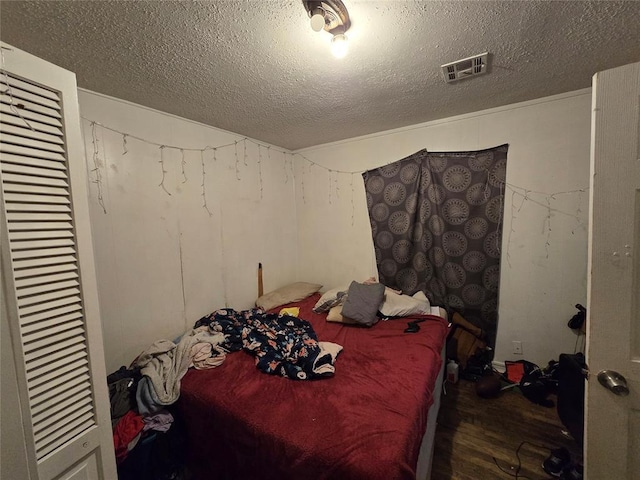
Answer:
[194, 309, 342, 380]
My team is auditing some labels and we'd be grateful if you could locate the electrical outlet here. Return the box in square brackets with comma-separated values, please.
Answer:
[512, 341, 523, 355]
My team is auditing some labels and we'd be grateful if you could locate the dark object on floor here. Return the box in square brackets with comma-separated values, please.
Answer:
[107, 366, 141, 427]
[476, 374, 502, 398]
[559, 462, 584, 480]
[557, 353, 586, 445]
[460, 347, 494, 381]
[567, 304, 586, 330]
[118, 412, 189, 480]
[505, 360, 555, 407]
[542, 446, 571, 477]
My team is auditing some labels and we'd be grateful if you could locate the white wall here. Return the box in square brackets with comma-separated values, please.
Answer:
[79, 91, 298, 373]
[294, 90, 591, 367]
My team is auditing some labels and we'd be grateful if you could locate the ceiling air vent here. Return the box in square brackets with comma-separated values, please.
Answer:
[441, 52, 489, 83]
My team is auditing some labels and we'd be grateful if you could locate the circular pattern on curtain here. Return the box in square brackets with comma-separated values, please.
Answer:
[379, 163, 401, 178]
[428, 215, 445, 236]
[376, 231, 394, 249]
[380, 258, 398, 278]
[400, 163, 420, 184]
[384, 182, 407, 206]
[367, 176, 385, 194]
[464, 217, 489, 239]
[428, 156, 448, 172]
[463, 250, 487, 273]
[469, 151, 494, 171]
[396, 268, 418, 292]
[442, 198, 470, 225]
[406, 192, 418, 214]
[486, 196, 504, 223]
[466, 183, 491, 205]
[443, 262, 466, 289]
[443, 165, 472, 192]
[442, 231, 468, 257]
[372, 203, 390, 222]
[392, 240, 413, 264]
[389, 211, 411, 235]
[427, 184, 446, 204]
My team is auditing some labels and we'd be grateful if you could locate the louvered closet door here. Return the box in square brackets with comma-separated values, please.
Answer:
[0, 43, 116, 480]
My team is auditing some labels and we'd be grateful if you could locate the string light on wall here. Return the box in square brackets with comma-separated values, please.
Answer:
[200, 150, 213, 217]
[303, 0, 351, 59]
[89, 121, 107, 214]
[81, 117, 588, 267]
[158, 145, 172, 196]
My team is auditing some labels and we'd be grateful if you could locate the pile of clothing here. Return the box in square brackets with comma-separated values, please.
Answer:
[194, 307, 343, 380]
[109, 327, 227, 479]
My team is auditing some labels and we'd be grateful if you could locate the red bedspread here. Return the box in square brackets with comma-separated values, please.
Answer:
[177, 293, 448, 480]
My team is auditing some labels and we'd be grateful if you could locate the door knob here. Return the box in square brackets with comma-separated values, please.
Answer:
[597, 370, 630, 396]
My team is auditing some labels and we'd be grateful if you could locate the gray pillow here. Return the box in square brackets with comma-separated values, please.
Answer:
[341, 281, 385, 327]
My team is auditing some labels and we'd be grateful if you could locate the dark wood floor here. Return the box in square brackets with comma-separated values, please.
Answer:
[431, 379, 582, 480]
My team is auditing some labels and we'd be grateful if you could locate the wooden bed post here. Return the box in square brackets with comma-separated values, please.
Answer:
[258, 263, 263, 298]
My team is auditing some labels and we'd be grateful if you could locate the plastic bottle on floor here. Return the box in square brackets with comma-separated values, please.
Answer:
[447, 359, 459, 384]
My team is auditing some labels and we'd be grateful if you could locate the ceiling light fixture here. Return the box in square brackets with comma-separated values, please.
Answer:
[303, 0, 351, 59]
[309, 6, 326, 32]
[330, 33, 348, 59]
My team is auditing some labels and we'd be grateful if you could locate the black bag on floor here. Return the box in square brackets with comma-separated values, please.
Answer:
[557, 353, 586, 445]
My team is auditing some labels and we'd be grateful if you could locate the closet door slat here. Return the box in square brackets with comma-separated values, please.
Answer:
[0, 94, 62, 119]
[8, 221, 74, 232]
[23, 334, 84, 368]
[31, 389, 92, 430]
[0, 123, 64, 145]
[0, 74, 61, 102]
[14, 264, 77, 282]
[0, 141, 66, 162]
[35, 415, 95, 460]
[18, 302, 83, 327]
[4, 193, 71, 205]
[0, 102, 63, 128]
[10, 238, 75, 251]
[7, 212, 73, 223]
[26, 350, 87, 382]
[1, 151, 67, 171]
[28, 356, 88, 389]
[1, 132, 65, 154]
[2, 161, 69, 179]
[14, 270, 79, 289]
[21, 310, 83, 334]
[3, 169, 69, 188]
[3, 182, 69, 197]
[0, 111, 63, 136]
[18, 294, 82, 318]
[14, 255, 77, 272]
[34, 407, 94, 450]
[11, 245, 76, 260]
[30, 377, 91, 417]
[9, 230, 74, 241]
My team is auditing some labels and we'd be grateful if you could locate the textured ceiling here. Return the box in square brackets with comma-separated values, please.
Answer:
[1, 1, 639, 150]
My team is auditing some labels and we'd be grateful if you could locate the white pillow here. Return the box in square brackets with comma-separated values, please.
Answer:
[313, 285, 349, 313]
[379, 289, 431, 317]
[256, 282, 322, 311]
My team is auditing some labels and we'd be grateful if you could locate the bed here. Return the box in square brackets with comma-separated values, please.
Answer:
[177, 292, 449, 480]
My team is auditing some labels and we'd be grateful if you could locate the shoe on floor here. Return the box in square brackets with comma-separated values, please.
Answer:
[542, 447, 571, 477]
[559, 463, 583, 480]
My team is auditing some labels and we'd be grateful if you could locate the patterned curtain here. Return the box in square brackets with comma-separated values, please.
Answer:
[362, 145, 508, 346]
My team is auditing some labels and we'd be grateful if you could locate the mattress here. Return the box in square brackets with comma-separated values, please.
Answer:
[177, 293, 448, 480]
